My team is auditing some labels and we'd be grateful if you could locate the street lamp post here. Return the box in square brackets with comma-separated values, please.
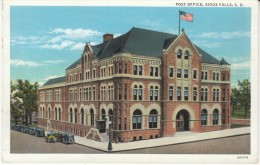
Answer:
[108, 120, 112, 151]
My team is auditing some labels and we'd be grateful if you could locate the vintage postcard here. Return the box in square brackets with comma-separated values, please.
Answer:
[1, 0, 259, 164]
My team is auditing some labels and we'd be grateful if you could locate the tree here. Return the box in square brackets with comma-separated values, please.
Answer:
[237, 79, 251, 119]
[11, 80, 39, 125]
[231, 87, 240, 114]
[10, 81, 23, 124]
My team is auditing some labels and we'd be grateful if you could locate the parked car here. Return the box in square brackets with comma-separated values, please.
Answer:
[28, 127, 45, 137]
[21, 125, 29, 133]
[61, 133, 75, 144]
[15, 125, 22, 131]
[45, 133, 56, 143]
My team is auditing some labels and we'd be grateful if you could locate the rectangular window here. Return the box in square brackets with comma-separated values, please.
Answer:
[205, 72, 208, 80]
[193, 87, 197, 101]
[169, 68, 174, 77]
[124, 64, 127, 74]
[79, 72, 82, 80]
[169, 86, 173, 100]
[133, 65, 138, 75]
[177, 69, 182, 78]
[201, 71, 204, 80]
[124, 84, 127, 100]
[139, 66, 143, 75]
[222, 73, 225, 81]
[91, 87, 94, 101]
[177, 87, 181, 101]
[154, 89, 158, 101]
[184, 87, 188, 101]
[193, 70, 197, 79]
[184, 69, 188, 78]
[139, 89, 142, 100]
[133, 89, 137, 100]
[119, 64, 122, 74]
[213, 73, 216, 80]
[92, 69, 96, 79]
[216, 73, 219, 81]
[150, 67, 154, 76]
[155, 67, 159, 77]
[150, 88, 153, 100]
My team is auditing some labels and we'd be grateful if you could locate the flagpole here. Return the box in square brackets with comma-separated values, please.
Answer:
[179, 10, 180, 35]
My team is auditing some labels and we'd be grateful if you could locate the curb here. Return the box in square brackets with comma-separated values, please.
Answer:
[74, 127, 250, 152]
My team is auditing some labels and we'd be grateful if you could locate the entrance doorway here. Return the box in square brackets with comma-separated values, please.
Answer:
[176, 109, 190, 131]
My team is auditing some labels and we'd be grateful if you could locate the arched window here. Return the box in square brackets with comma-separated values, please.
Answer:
[90, 109, 94, 126]
[42, 107, 45, 119]
[213, 109, 219, 125]
[81, 108, 84, 124]
[177, 49, 182, 59]
[58, 108, 61, 121]
[74, 108, 77, 123]
[70, 108, 73, 123]
[48, 108, 51, 119]
[133, 85, 138, 100]
[109, 109, 113, 123]
[184, 50, 189, 60]
[201, 88, 204, 101]
[205, 88, 208, 101]
[201, 109, 207, 125]
[132, 110, 142, 129]
[150, 86, 154, 100]
[149, 109, 158, 128]
[139, 85, 143, 100]
[119, 63, 122, 74]
[124, 63, 127, 74]
[55, 107, 58, 120]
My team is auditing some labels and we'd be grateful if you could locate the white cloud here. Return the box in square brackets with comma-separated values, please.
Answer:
[11, 59, 43, 67]
[40, 40, 74, 50]
[44, 60, 65, 64]
[50, 28, 103, 40]
[193, 40, 223, 48]
[200, 31, 250, 39]
[44, 75, 64, 81]
[231, 60, 251, 70]
[70, 42, 86, 50]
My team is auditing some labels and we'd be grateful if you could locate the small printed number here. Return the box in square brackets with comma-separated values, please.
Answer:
[237, 156, 248, 159]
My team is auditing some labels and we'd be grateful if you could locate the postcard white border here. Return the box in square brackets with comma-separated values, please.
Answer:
[2, 0, 259, 164]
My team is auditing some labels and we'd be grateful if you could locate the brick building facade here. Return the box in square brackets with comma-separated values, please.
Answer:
[37, 27, 231, 142]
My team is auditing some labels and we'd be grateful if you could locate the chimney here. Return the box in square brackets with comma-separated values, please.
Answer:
[103, 33, 113, 42]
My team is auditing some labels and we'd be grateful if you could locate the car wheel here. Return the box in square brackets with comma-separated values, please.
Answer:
[68, 138, 73, 144]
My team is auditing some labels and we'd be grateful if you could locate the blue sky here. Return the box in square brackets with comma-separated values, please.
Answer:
[10, 7, 251, 86]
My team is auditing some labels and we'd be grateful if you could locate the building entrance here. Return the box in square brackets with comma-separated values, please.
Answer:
[176, 109, 190, 131]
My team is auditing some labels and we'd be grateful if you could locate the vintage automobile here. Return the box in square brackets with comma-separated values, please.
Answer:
[61, 133, 75, 144]
[28, 127, 45, 137]
[15, 125, 22, 131]
[20, 125, 29, 133]
[52, 132, 61, 142]
[45, 133, 56, 143]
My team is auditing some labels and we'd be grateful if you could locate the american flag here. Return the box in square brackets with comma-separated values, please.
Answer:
[180, 11, 193, 22]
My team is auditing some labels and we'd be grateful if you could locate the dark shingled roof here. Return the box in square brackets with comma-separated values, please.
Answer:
[220, 58, 230, 65]
[66, 27, 229, 70]
[66, 58, 81, 70]
[43, 76, 66, 86]
[194, 45, 221, 64]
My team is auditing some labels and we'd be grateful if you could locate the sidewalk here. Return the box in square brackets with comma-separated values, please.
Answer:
[74, 127, 250, 152]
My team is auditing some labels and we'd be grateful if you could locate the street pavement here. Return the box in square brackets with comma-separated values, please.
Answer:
[11, 130, 250, 154]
